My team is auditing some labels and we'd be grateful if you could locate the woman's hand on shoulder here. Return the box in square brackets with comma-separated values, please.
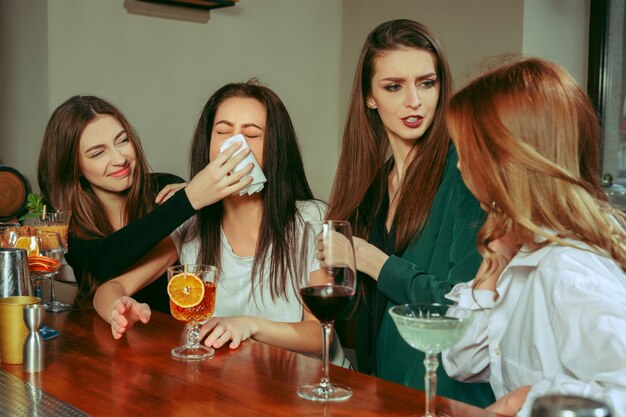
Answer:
[109, 296, 151, 340]
[155, 183, 187, 204]
[184, 142, 255, 210]
[199, 316, 258, 350]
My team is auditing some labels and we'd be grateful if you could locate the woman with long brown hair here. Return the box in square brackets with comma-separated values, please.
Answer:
[326, 19, 494, 405]
[98, 82, 347, 365]
[176, 81, 346, 364]
[443, 57, 626, 416]
[38, 95, 253, 316]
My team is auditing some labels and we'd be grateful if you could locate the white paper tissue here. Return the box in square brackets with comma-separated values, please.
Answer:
[219, 134, 267, 196]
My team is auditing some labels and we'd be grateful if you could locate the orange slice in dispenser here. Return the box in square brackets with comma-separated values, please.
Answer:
[167, 273, 205, 308]
[15, 237, 39, 256]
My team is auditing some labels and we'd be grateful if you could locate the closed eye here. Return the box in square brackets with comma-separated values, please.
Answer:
[242, 127, 263, 138]
[115, 136, 130, 146]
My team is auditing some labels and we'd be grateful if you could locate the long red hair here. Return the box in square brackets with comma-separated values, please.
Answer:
[447, 57, 625, 274]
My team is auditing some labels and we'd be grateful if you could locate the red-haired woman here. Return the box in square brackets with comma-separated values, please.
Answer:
[443, 57, 626, 416]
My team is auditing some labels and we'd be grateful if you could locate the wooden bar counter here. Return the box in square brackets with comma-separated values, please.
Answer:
[1, 305, 502, 417]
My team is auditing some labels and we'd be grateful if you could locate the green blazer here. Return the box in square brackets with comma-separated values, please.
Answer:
[355, 146, 495, 408]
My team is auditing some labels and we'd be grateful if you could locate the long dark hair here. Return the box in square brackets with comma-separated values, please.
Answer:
[327, 19, 453, 252]
[187, 80, 314, 300]
[37, 95, 153, 296]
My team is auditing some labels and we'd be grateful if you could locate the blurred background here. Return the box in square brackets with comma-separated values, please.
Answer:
[0, 0, 607, 202]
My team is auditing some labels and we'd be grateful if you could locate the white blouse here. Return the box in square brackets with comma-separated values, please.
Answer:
[173, 200, 325, 321]
[171, 200, 350, 367]
[443, 240, 626, 417]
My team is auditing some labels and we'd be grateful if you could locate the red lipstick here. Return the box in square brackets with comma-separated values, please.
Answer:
[401, 116, 424, 129]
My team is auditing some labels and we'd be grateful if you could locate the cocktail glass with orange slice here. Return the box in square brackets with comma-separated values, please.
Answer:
[32, 231, 67, 313]
[167, 264, 218, 361]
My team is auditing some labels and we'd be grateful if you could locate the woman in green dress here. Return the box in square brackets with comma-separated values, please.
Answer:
[326, 19, 494, 407]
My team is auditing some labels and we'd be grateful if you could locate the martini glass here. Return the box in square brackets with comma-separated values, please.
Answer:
[389, 303, 474, 417]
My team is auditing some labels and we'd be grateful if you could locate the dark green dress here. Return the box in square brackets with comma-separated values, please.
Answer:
[355, 146, 495, 407]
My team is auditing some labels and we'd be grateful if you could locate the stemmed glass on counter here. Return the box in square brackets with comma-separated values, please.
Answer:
[167, 264, 218, 361]
[33, 231, 68, 312]
[389, 303, 474, 417]
[298, 220, 357, 402]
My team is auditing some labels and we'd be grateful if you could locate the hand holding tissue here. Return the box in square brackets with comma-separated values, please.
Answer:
[219, 134, 267, 196]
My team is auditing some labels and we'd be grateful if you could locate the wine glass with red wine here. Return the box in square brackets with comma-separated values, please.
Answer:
[298, 220, 357, 402]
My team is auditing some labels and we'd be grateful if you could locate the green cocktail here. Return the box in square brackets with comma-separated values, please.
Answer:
[389, 303, 474, 417]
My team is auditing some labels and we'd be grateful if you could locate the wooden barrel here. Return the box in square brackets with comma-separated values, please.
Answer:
[0, 166, 30, 222]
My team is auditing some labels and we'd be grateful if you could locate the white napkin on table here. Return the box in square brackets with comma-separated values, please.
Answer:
[219, 134, 267, 196]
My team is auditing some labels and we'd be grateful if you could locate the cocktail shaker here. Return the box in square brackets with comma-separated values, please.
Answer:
[531, 395, 611, 417]
[0, 247, 31, 298]
[23, 303, 44, 372]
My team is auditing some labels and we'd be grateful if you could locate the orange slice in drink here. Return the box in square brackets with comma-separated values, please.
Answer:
[167, 273, 205, 308]
[28, 256, 60, 272]
[15, 237, 39, 256]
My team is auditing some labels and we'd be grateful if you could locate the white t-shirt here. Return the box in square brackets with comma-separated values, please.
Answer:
[443, 239, 626, 417]
[171, 200, 350, 367]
